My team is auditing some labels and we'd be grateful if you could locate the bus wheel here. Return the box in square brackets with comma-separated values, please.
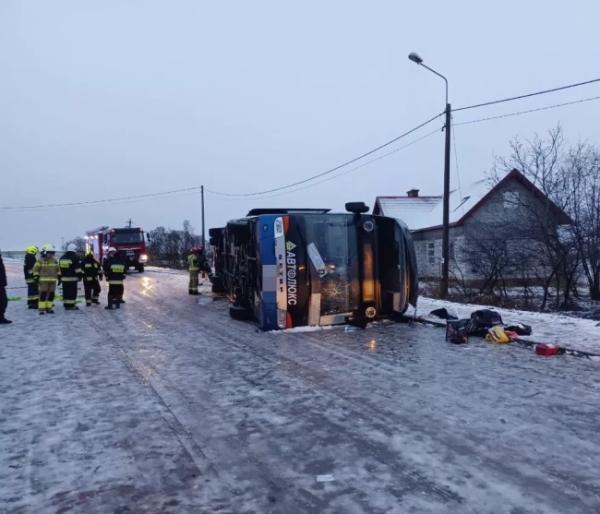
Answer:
[137, 264, 145, 273]
[229, 305, 253, 321]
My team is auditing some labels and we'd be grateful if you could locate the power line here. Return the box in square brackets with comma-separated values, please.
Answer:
[453, 95, 600, 127]
[3, 79, 600, 211]
[1, 111, 443, 211]
[208, 126, 443, 201]
[0, 185, 205, 211]
[453, 77, 600, 112]
[205, 111, 444, 197]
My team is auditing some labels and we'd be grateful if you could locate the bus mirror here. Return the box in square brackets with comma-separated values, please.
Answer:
[345, 202, 369, 214]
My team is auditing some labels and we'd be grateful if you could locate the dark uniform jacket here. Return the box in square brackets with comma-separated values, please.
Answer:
[0, 254, 6, 288]
[24, 254, 37, 283]
[58, 251, 83, 282]
[82, 254, 103, 281]
[103, 255, 127, 284]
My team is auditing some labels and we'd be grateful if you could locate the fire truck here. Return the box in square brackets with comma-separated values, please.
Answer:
[86, 226, 148, 272]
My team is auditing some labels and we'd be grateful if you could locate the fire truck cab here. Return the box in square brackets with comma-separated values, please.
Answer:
[86, 226, 148, 272]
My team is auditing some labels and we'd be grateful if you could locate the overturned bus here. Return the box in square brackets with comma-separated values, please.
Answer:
[209, 202, 418, 330]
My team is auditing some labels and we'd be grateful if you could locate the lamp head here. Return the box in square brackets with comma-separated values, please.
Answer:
[408, 52, 423, 65]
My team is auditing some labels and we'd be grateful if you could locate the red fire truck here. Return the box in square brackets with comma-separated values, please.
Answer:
[86, 226, 148, 272]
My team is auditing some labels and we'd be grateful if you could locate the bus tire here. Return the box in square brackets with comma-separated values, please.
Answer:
[229, 305, 253, 321]
[137, 264, 145, 273]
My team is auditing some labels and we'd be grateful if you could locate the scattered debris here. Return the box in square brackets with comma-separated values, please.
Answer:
[430, 307, 458, 320]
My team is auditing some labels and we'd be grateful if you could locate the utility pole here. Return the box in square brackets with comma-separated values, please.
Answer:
[441, 103, 451, 298]
[201, 185, 205, 248]
[408, 51, 451, 298]
[127, 218, 133, 228]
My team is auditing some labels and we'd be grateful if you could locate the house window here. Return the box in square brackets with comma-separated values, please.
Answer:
[427, 242, 435, 265]
[503, 191, 520, 209]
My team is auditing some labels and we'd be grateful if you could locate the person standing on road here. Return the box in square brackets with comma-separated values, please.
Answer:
[32, 244, 61, 315]
[0, 249, 12, 324]
[23, 245, 39, 309]
[59, 243, 83, 310]
[82, 249, 103, 306]
[187, 246, 201, 295]
[103, 247, 126, 310]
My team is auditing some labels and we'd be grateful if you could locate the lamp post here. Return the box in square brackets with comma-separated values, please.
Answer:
[408, 51, 451, 299]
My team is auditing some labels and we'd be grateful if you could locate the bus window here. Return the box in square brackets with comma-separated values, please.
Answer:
[303, 215, 360, 315]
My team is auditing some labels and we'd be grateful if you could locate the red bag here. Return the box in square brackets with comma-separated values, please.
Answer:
[535, 343, 565, 356]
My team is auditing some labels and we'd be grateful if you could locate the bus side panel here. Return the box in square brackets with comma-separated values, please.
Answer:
[256, 215, 279, 330]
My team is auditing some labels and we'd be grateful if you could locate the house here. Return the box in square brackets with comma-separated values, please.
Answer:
[373, 169, 571, 282]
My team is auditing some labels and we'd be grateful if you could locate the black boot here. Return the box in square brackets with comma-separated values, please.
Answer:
[0, 318, 12, 324]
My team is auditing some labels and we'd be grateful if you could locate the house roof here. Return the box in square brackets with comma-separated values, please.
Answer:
[373, 169, 571, 232]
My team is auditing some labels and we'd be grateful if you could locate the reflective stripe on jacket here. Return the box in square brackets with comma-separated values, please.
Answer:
[32, 258, 61, 283]
[82, 255, 102, 281]
[103, 256, 126, 284]
[59, 252, 83, 281]
[188, 253, 200, 272]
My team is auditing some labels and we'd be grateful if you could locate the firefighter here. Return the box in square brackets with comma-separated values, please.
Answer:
[32, 244, 61, 314]
[23, 245, 39, 309]
[103, 247, 126, 310]
[82, 249, 103, 306]
[187, 246, 201, 295]
[0, 248, 11, 324]
[59, 243, 83, 310]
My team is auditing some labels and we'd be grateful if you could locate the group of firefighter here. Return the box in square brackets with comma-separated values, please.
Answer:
[23, 244, 127, 314]
[0, 244, 208, 321]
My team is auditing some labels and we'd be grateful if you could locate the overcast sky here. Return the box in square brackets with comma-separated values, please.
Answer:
[1, 0, 599, 250]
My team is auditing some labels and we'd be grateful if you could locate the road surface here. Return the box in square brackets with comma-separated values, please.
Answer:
[1, 262, 599, 513]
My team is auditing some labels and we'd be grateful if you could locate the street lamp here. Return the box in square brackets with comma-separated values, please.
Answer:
[408, 51, 451, 299]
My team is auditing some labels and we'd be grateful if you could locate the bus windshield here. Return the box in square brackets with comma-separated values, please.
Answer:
[111, 231, 144, 244]
[303, 214, 360, 315]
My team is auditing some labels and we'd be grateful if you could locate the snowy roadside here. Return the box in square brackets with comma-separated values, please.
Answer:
[417, 296, 600, 354]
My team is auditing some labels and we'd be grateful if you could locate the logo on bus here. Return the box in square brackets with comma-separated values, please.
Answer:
[286, 241, 298, 306]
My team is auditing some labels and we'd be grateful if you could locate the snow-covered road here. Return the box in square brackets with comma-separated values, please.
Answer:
[1, 262, 600, 513]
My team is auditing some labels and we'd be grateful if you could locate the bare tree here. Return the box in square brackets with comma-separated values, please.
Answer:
[63, 236, 86, 254]
[564, 145, 600, 299]
[493, 125, 588, 309]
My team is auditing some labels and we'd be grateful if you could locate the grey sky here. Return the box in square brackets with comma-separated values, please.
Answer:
[1, 0, 599, 249]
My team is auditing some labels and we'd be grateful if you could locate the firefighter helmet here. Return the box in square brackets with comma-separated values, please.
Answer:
[108, 247, 117, 254]
[66, 243, 77, 252]
[26, 245, 38, 255]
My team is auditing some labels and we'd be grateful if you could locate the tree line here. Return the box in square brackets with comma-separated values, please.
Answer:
[146, 220, 204, 269]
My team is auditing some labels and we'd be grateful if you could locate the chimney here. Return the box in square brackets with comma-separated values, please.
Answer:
[407, 189, 419, 198]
